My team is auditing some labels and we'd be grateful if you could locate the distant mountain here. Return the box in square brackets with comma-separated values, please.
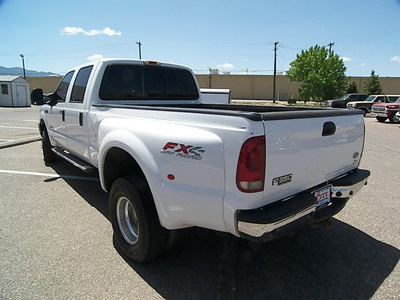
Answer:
[0, 66, 60, 77]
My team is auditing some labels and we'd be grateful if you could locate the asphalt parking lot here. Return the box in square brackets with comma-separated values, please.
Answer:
[0, 106, 399, 300]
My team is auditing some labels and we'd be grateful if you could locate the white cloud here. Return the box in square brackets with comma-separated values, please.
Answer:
[390, 56, 400, 62]
[361, 63, 367, 66]
[341, 57, 352, 62]
[60, 26, 121, 36]
[216, 63, 234, 69]
[87, 54, 104, 61]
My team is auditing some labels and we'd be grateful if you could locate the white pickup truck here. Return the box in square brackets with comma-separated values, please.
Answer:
[33, 59, 370, 263]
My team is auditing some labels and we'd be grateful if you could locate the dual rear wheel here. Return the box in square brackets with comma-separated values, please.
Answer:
[109, 176, 168, 263]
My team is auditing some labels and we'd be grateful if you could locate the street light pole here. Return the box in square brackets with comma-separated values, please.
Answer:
[20, 54, 26, 79]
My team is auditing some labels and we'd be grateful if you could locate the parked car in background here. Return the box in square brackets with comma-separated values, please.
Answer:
[347, 95, 400, 116]
[372, 97, 400, 123]
[324, 94, 368, 108]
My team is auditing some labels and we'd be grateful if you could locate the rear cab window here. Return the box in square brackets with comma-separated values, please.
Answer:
[99, 64, 199, 101]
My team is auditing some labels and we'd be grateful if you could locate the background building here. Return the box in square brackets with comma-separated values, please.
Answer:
[25, 75, 400, 102]
[0, 76, 30, 107]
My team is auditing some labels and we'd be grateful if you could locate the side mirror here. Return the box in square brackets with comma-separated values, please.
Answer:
[30, 88, 44, 105]
[46, 94, 58, 106]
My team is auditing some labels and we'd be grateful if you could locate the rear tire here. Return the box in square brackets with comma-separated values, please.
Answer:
[109, 176, 167, 263]
[376, 117, 387, 123]
[42, 128, 57, 164]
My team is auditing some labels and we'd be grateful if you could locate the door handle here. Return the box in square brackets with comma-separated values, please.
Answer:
[60, 110, 65, 122]
[322, 122, 336, 136]
[79, 113, 83, 126]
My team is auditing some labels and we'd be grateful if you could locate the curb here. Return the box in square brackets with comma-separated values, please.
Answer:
[0, 136, 41, 150]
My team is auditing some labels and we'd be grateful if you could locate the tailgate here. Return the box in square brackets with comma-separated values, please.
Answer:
[262, 114, 365, 204]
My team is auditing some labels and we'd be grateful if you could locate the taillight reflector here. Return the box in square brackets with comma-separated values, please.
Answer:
[236, 136, 266, 193]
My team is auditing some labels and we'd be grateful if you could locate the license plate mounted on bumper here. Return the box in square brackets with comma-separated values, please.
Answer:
[313, 185, 332, 210]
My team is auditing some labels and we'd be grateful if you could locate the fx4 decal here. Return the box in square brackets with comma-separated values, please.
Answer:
[161, 142, 205, 160]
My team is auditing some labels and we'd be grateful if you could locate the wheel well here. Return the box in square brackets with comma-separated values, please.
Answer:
[103, 147, 146, 191]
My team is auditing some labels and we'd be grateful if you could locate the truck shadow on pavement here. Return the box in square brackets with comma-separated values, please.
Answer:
[130, 224, 399, 300]
[49, 160, 399, 300]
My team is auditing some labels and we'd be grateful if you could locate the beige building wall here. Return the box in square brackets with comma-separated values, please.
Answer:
[197, 75, 400, 100]
[26, 77, 62, 94]
[26, 75, 400, 101]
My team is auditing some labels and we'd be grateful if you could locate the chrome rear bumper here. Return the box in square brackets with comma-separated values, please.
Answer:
[237, 168, 370, 241]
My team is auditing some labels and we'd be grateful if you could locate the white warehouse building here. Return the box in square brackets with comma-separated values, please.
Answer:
[0, 76, 30, 107]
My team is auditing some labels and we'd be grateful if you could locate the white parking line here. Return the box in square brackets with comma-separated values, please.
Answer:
[0, 170, 99, 181]
[0, 125, 38, 130]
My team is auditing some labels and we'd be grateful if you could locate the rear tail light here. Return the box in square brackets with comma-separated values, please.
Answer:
[236, 136, 266, 193]
[361, 124, 366, 158]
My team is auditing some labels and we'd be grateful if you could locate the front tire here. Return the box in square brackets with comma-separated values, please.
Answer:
[360, 108, 368, 116]
[109, 176, 167, 263]
[376, 117, 387, 123]
[389, 113, 399, 123]
[42, 128, 57, 164]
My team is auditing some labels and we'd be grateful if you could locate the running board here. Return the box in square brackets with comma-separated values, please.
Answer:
[51, 148, 95, 173]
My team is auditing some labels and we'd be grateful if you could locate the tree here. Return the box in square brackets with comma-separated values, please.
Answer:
[287, 45, 348, 102]
[347, 81, 358, 93]
[364, 70, 383, 94]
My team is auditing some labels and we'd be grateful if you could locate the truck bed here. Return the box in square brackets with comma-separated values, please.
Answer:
[93, 103, 363, 121]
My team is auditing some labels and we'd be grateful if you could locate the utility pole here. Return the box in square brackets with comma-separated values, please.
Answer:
[136, 41, 142, 59]
[208, 68, 212, 88]
[327, 42, 335, 55]
[273, 42, 278, 103]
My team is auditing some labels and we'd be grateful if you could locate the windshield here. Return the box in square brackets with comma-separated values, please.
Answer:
[365, 96, 375, 102]
[395, 97, 400, 103]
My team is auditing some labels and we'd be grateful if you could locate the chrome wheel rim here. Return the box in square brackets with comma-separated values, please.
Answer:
[116, 196, 139, 245]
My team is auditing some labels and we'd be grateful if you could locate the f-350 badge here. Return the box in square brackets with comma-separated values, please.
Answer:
[272, 173, 292, 186]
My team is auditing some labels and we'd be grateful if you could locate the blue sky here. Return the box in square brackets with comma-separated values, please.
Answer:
[1, 0, 400, 77]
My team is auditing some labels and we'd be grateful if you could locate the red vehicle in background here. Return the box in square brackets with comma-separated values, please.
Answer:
[371, 97, 400, 123]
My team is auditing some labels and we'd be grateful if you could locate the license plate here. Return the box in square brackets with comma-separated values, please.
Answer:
[313, 185, 331, 210]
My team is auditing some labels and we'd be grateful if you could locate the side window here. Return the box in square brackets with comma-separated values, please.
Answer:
[375, 96, 384, 102]
[99, 64, 143, 100]
[1, 84, 8, 94]
[55, 71, 74, 102]
[388, 96, 398, 102]
[70, 66, 93, 103]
